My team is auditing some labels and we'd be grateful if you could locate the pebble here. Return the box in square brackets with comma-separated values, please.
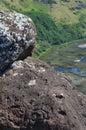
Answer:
[28, 80, 36, 86]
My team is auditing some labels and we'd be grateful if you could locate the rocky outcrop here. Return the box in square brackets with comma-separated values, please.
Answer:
[0, 10, 36, 74]
[0, 9, 86, 130]
[0, 57, 86, 130]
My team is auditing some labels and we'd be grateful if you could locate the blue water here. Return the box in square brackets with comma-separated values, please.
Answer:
[54, 66, 86, 77]
[81, 57, 86, 62]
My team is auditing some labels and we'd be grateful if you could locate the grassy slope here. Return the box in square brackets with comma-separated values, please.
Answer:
[50, 0, 78, 24]
[1, 0, 86, 58]
[0, 0, 49, 13]
[0, 0, 86, 24]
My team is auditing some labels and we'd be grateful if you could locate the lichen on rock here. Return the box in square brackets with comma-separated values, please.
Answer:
[0, 10, 36, 74]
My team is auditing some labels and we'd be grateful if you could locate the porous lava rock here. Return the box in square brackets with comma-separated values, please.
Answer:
[0, 10, 36, 74]
[0, 57, 86, 130]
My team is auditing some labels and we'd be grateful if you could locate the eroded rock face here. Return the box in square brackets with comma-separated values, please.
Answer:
[0, 10, 36, 74]
[0, 57, 86, 130]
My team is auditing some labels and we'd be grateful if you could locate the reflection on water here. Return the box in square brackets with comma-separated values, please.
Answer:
[54, 66, 86, 94]
[46, 42, 86, 94]
[81, 57, 86, 62]
[54, 66, 86, 76]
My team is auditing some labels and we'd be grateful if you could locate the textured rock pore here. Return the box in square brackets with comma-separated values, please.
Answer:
[0, 10, 36, 74]
[0, 57, 86, 130]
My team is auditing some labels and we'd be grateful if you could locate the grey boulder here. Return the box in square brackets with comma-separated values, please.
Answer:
[0, 10, 36, 74]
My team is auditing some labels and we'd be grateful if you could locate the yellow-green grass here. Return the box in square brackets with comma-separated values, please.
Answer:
[1, 0, 49, 13]
[1, 0, 86, 24]
[50, 1, 79, 24]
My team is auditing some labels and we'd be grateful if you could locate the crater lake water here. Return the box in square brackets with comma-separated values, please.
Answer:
[40, 41, 86, 94]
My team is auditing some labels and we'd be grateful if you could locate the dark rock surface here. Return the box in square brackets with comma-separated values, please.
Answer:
[0, 57, 86, 130]
[0, 10, 36, 74]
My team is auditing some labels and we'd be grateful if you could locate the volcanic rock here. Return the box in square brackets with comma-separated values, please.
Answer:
[0, 10, 36, 74]
[0, 57, 86, 130]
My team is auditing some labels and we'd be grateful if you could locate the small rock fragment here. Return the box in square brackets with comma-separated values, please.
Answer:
[28, 79, 36, 86]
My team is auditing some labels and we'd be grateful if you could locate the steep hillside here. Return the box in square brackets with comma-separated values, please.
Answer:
[0, 0, 86, 58]
[51, 0, 86, 23]
[1, 0, 86, 23]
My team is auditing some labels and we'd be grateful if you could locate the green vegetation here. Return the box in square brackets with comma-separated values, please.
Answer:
[1, 0, 86, 93]
[39, 39, 86, 67]
[0, 0, 86, 58]
[26, 11, 60, 44]
[1, 0, 86, 23]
